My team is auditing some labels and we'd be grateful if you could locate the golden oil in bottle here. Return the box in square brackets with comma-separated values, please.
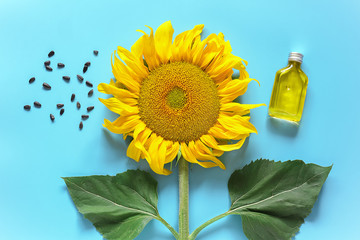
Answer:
[269, 52, 308, 122]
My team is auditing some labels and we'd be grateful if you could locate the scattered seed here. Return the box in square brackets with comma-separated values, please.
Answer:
[57, 104, 64, 109]
[63, 76, 70, 81]
[93, 50, 98, 56]
[79, 121, 83, 130]
[77, 74, 84, 82]
[48, 51, 55, 57]
[71, 94, 75, 102]
[60, 109, 65, 115]
[85, 61, 91, 67]
[43, 82, 51, 90]
[87, 106, 94, 112]
[82, 115, 89, 120]
[85, 81, 93, 87]
[45, 65, 53, 71]
[83, 66, 88, 73]
[24, 105, 31, 110]
[50, 114, 55, 121]
[77, 101, 81, 109]
[44, 60, 50, 66]
[29, 77, 35, 84]
[88, 89, 94, 97]
[34, 101, 42, 108]
[58, 63, 65, 68]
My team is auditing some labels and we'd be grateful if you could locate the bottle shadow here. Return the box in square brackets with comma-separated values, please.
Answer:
[266, 116, 299, 137]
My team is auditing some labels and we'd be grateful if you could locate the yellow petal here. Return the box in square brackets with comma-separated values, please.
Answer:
[218, 78, 259, 103]
[218, 114, 258, 135]
[131, 35, 146, 61]
[192, 140, 226, 169]
[103, 115, 141, 134]
[155, 21, 174, 64]
[117, 46, 149, 79]
[99, 97, 139, 116]
[171, 24, 204, 62]
[220, 102, 266, 116]
[164, 141, 180, 164]
[200, 134, 247, 152]
[141, 26, 161, 70]
[98, 83, 139, 104]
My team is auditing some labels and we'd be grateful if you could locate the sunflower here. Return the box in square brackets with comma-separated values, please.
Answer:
[98, 21, 264, 175]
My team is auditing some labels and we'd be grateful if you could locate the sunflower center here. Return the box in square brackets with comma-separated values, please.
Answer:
[166, 87, 187, 109]
[138, 62, 220, 142]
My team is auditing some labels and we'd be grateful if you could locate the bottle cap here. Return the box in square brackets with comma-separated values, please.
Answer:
[288, 52, 303, 63]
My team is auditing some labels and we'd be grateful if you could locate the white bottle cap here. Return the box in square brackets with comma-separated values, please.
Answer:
[288, 52, 303, 63]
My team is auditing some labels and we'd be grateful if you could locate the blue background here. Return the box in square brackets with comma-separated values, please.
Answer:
[0, 0, 359, 239]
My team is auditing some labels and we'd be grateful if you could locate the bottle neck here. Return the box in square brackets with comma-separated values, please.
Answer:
[288, 61, 301, 68]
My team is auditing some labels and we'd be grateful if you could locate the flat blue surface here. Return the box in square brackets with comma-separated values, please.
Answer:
[0, 0, 359, 239]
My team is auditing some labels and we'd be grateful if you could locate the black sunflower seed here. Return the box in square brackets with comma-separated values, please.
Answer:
[88, 89, 93, 97]
[81, 115, 89, 120]
[44, 60, 50, 66]
[87, 106, 94, 112]
[77, 74, 84, 82]
[71, 94, 75, 102]
[29, 77, 35, 84]
[57, 104, 64, 109]
[58, 63, 65, 68]
[85, 61, 91, 67]
[85, 81, 93, 87]
[63, 76, 70, 81]
[50, 114, 55, 121]
[83, 66, 88, 73]
[76, 101, 81, 109]
[24, 105, 31, 110]
[48, 51, 55, 57]
[43, 82, 51, 90]
[79, 121, 83, 130]
[60, 109, 64, 115]
[45, 65, 53, 71]
[93, 50, 98, 56]
[34, 101, 41, 108]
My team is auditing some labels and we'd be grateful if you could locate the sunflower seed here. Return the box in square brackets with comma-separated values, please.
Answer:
[44, 60, 50, 66]
[87, 106, 94, 112]
[85, 61, 91, 67]
[29, 77, 35, 84]
[71, 94, 75, 102]
[88, 89, 93, 97]
[79, 121, 83, 130]
[58, 63, 65, 68]
[60, 109, 64, 115]
[57, 104, 64, 109]
[34, 101, 41, 108]
[81, 115, 89, 120]
[50, 114, 55, 121]
[63, 76, 70, 81]
[24, 105, 31, 110]
[48, 51, 55, 57]
[83, 66, 88, 73]
[77, 101, 81, 109]
[85, 81, 93, 87]
[77, 74, 84, 82]
[93, 50, 98, 56]
[43, 82, 51, 90]
[45, 65, 53, 71]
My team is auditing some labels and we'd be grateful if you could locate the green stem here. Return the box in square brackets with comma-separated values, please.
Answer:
[189, 212, 230, 240]
[156, 216, 179, 239]
[179, 157, 189, 240]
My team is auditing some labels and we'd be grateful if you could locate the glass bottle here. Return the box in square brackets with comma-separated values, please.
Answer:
[268, 52, 308, 122]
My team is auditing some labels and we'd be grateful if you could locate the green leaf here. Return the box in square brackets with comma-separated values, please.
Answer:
[63, 170, 160, 240]
[228, 159, 332, 240]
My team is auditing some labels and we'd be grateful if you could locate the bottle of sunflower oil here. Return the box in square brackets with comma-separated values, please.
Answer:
[268, 52, 308, 123]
